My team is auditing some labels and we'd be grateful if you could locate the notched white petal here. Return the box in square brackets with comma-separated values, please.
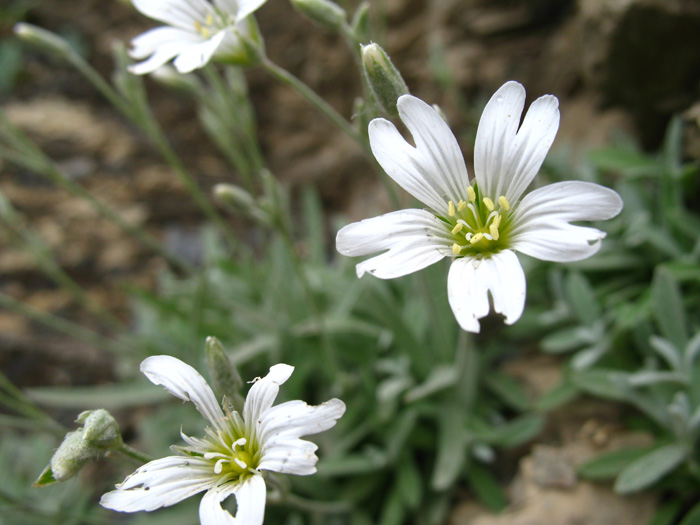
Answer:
[140, 355, 225, 429]
[447, 251, 526, 333]
[199, 475, 266, 525]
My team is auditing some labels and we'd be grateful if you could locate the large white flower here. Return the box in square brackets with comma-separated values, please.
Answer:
[336, 81, 623, 333]
[129, 0, 267, 74]
[100, 355, 346, 523]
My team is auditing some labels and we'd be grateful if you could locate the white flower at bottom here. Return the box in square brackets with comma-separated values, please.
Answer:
[336, 81, 623, 333]
[129, 0, 267, 74]
[100, 355, 346, 524]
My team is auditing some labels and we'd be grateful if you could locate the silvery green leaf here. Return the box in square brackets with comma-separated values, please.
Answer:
[571, 341, 610, 370]
[565, 272, 600, 326]
[431, 406, 469, 491]
[614, 443, 687, 493]
[572, 369, 632, 401]
[578, 446, 652, 480]
[650, 336, 682, 371]
[403, 365, 458, 403]
[627, 371, 688, 387]
[684, 332, 700, 368]
[652, 268, 688, 349]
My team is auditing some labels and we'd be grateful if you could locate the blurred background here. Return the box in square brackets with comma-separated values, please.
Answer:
[1, 0, 700, 523]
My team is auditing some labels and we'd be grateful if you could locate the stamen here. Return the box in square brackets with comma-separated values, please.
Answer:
[201, 27, 211, 38]
[467, 186, 476, 202]
[490, 224, 500, 241]
[452, 243, 462, 255]
[483, 197, 494, 211]
[470, 233, 484, 244]
[451, 223, 463, 235]
[498, 196, 510, 211]
[194, 20, 203, 32]
[205, 14, 214, 26]
[457, 200, 467, 212]
[448, 201, 455, 217]
[492, 213, 502, 228]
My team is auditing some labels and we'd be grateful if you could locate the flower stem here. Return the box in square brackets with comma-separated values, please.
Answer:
[260, 57, 369, 156]
[114, 441, 154, 465]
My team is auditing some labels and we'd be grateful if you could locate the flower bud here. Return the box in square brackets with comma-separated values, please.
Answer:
[14, 23, 72, 57]
[361, 43, 409, 117]
[214, 183, 256, 214]
[206, 336, 244, 411]
[49, 430, 99, 481]
[77, 409, 121, 445]
[351, 2, 371, 44]
[290, 0, 347, 31]
[34, 409, 123, 486]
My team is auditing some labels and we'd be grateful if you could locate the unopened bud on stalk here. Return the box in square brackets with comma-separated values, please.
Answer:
[34, 409, 123, 486]
[206, 336, 245, 411]
[361, 43, 409, 117]
[14, 23, 72, 57]
[291, 0, 347, 31]
[78, 409, 121, 445]
[351, 2, 371, 43]
[214, 183, 256, 215]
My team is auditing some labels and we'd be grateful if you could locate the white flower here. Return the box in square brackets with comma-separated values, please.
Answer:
[336, 81, 623, 333]
[129, 0, 267, 74]
[100, 355, 346, 523]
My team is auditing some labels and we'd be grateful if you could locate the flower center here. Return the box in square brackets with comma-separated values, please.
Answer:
[194, 13, 218, 38]
[444, 184, 511, 256]
[205, 436, 256, 479]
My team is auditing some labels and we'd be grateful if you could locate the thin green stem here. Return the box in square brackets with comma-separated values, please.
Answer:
[260, 57, 369, 156]
[114, 440, 155, 465]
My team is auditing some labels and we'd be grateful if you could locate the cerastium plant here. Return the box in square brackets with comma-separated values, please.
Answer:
[12, 0, 700, 524]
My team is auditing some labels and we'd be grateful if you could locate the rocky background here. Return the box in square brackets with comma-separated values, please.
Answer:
[1, 0, 700, 522]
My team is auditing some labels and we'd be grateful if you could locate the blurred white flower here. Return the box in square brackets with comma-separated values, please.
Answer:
[101, 355, 345, 524]
[129, 0, 267, 74]
[336, 81, 623, 333]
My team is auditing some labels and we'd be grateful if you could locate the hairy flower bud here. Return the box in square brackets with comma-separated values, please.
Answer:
[361, 43, 409, 117]
[14, 23, 73, 57]
[290, 0, 347, 31]
[206, 336, 244, 411]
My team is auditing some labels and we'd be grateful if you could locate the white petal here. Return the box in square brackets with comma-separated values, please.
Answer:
[132, 0, 212, 30]
[236, 0, 269, 20]
[199, 475, 266, 525]
[501, 94, 559, 204]
[128, 28, 202, 75]
[100, 456, 213, 513]
[213, 0, 240, 15]
[474, 81, 525, 200]
[336, 209, 450, 279]
[243, 364, 294, 441]
[510, 181, 623, 262]
[256, 398, 345, 475]
[447, 251, 526, 333]
[369, 95, 470, 214]
[257, 439, 319, 476]
[173, 30, 227, 73]
[129, 26, 201, 59]
[474, 81, 560, 204]
[141, 355, 225, 429]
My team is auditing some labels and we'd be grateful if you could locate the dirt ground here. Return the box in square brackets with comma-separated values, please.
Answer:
[2, 0, 700, 522]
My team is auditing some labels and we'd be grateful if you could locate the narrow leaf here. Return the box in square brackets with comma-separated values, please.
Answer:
[614, 443, 686, 494]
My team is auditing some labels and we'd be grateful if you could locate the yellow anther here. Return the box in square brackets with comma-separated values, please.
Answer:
[490, 224, 500, 241]
[492, 213, 502, 228]
[483, 197, 494, 211]
[194, 20, 203, 32]
[467, 186, 476, 202]
[201, 27, 211, 38]
[470, 233, 484, 244]
[452, 243, 462, 255]
[457, 200, 467, 212]
[498, 196, 510, 211]
[206, 14, 214, 26]
[448, 200, 455, 217]
[451, 223, 463, 235]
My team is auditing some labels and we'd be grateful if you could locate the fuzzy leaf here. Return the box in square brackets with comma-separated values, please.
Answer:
[614, 443, 686, 494]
